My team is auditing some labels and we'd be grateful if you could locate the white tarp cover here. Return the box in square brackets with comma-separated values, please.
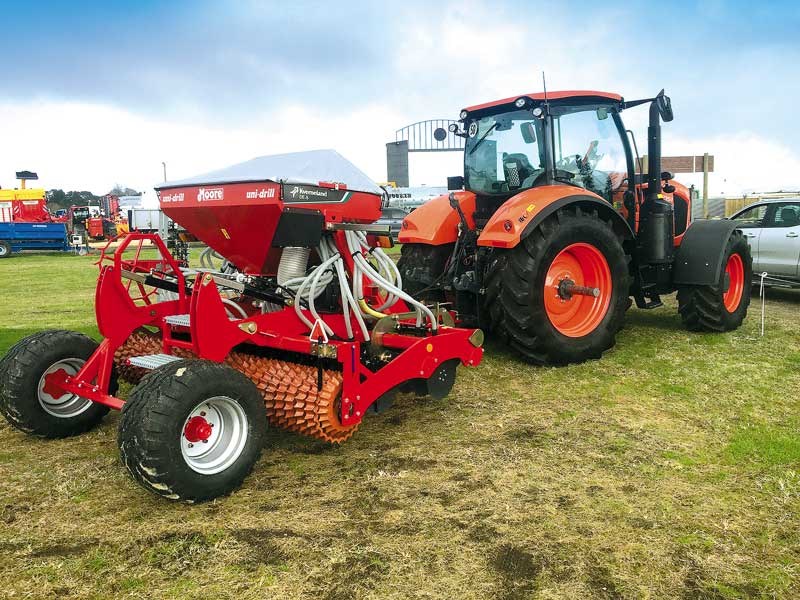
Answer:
[156, 149, 383, 196]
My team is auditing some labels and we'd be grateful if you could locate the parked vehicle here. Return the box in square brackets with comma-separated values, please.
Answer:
[0, 222, 69, 257]
[375, 206, 409, 241]
[730, 198, 800, 284]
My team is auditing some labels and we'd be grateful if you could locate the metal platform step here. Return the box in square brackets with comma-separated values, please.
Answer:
[164, 314, 190, 327]
[127, 354, 182, 370]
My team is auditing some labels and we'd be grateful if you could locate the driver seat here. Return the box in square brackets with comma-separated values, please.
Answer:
[503, 153, 534, 189]
[780, 206, 799, 227]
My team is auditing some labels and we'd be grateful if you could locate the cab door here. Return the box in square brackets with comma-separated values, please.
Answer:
[757, 202, 800, 277]
[731, 203, 768, 271]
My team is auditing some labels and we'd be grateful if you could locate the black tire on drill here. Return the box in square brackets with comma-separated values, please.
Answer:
[677, 230, 752, 332]
[397, 243, 454, 302]
[0, 241, 11, 258]
[0, 330, 111, 438]
[489, 206, 630, 365]
[118, 359, 268, 503]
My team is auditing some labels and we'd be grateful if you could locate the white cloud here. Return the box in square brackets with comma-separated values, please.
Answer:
[0, 100, 404, 194]
[664, 133, 800, 196]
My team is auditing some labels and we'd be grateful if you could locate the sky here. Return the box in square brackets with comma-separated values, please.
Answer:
[1, 0, 799, 199]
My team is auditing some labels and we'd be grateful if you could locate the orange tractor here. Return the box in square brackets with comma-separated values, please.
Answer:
[398, 90, 751, 364]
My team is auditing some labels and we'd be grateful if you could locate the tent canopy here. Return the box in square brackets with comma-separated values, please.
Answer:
[156, 149, 383, 196]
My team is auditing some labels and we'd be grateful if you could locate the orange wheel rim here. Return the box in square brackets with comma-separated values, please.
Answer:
[544, 243, 612, 338]
[723, 253, 744, 313]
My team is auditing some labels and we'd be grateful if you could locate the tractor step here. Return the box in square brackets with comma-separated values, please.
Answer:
[164, 314, 191, 327]
[127, 354, 182, 370]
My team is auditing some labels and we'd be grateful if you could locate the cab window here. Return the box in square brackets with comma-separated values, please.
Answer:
[552, 107, 628, 202]
[766, 203, 800, 228]
[732, 204, 767, 228]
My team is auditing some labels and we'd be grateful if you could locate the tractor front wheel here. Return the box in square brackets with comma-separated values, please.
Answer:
[118, 359, 268, 502]
[677, 230, 752, 332]
[397, 243, 454, 302]
[490, 207, 630, 365]
[0, 330, 111, 438]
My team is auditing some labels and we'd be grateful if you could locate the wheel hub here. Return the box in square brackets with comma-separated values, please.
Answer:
[37, 358, 93, 418]
[183, 415, 213, 443]
[557, 278, 601, 301]
[544, 243, 612, 338]
[42, 368, 70, 400]
[180, 396, 249, 475]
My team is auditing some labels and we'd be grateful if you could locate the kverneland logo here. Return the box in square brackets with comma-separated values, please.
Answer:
[197, 187, 224, 202]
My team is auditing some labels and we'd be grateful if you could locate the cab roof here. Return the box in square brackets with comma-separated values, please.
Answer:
[463, 90, 623, 114]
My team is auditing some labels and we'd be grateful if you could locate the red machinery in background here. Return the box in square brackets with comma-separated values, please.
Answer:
[0, 150, 484, 502]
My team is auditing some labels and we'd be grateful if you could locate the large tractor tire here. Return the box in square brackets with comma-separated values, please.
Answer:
[677, 230, 751, 332]
[118, 359, 267, 502]
[0, 330, 111, 438]
[490, 206, 630, 365]
[397, 243, 454, 302]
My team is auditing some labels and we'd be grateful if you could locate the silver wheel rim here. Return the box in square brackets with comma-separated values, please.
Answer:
[0, 245, 8, 256]
[180, 396, 249, 475]
[37, 358, 93, 418]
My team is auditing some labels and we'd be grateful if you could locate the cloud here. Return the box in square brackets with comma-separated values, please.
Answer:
[1, 0, 798, 196]
[665, 133, 800, 196]
[0, 99, 404, 193]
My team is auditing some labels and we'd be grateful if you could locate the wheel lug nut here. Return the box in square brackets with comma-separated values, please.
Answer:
[188, 443, 194, 448]
[200, 411, 206, 417]
[202, 439, 208, 443]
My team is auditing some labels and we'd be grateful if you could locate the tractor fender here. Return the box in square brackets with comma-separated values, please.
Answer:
[398, 191, 476, 245]
[477, 185, 634, 249]
[672, 219, 740, 286]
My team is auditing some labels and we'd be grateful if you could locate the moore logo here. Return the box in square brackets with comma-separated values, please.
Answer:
[197, 187, 224, 202]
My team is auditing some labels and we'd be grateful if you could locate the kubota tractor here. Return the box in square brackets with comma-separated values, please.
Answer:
[0, 150, 483, 502]
[398, 90, 751, 364]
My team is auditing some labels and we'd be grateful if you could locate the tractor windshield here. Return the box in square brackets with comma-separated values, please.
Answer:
[464, 110, 545, 195]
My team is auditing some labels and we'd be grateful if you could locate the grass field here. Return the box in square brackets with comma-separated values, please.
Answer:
[1, 250, 799, 599]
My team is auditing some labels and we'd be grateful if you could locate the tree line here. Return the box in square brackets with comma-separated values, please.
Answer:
[44, 185, 141, 211]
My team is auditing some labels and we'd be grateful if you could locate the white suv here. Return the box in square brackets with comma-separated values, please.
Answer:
[730, 199, 800, 283]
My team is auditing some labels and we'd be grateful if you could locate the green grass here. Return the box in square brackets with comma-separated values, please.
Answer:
[1, 250, 800, 598]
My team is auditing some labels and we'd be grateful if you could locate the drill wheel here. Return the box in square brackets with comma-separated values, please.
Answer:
[115, 331, 358, 443]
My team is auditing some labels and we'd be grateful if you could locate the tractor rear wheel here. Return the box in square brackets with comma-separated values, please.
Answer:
[118, 359, 267, 502]
[490, 207, 630, 365]
[0, 330, 111, 438]
[397, 243, 454, 302]
[677, 230, 751, 332]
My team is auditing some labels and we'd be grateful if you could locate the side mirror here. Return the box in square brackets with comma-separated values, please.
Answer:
[433, 127, 448, 142]
[447, 176, 464, 191]
[656, 94, 674, 122]
[520, 122, 537, 144]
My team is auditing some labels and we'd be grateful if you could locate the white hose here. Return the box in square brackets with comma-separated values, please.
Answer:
[345, 230, 437, 330]
[222, 298, 248, 319]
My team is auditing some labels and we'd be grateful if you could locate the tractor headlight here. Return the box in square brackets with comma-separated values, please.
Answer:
[459, 110, 469, 120]
[514, 97, 527, 108]
[532, 107, 544, 118]
[448, 123, 459, 133]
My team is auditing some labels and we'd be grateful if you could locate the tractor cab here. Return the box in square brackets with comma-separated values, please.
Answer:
[459, 93, 628, 208]
[448, 91, 685, 233]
